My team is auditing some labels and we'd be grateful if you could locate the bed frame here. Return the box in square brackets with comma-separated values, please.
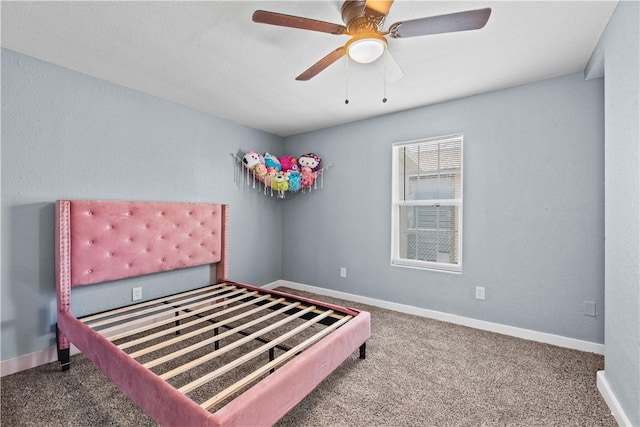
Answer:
[55, 200, 370, 426]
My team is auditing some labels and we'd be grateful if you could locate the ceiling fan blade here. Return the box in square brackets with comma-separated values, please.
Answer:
[253, 10, 347, 35]
[388, 8, 491, 38]
[365, 0, 395, 17]
[296, 47, 347, 81]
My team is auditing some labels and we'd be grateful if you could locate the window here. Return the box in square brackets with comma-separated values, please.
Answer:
[391, 134, 463, 272]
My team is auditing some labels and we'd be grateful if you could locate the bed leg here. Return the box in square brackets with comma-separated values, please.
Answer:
[214, 327, 219, 350]
[175, 311, 181, 335]
[269, 348, 275, 374]
[359, 343, 366, 360]
[56, 324, 70, 371]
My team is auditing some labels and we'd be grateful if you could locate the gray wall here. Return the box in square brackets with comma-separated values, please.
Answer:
[4, 19, 638, 423]
[597, 1, 640, 424]
[1, 49, 284, 361]
[283, 72, 605, 344]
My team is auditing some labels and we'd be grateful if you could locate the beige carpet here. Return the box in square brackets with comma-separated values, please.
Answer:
[1, 287, 616, 426]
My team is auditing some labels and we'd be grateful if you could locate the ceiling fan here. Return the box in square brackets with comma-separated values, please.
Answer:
[252, 0, 491, 81]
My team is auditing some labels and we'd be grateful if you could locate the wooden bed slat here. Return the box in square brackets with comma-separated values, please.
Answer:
[117, 294, 273, 350]
[86, 285, 236, 328]
[178, 309, 335, 394]
[105, 290, 259, 341]
[128, 298, 286, 358]
[156, 304, 315, 379]
[80, 283, 225, 323]
[200, 315, 352, 410]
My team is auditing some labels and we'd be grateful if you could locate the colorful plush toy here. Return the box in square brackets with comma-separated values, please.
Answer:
[271, 171, 289, 192]
[298, 153, 321, 172]
[242, 150, 264, 169]
[264, 152, 282, 171]
[287, 170, 301, 192]
[301, 170, 315, 189]
[263, 169, 277, 187]
[280, 156, 298, 173]
[253, 163, 267, 178]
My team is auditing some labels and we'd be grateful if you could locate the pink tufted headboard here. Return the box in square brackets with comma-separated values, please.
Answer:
[55, 200, 228, 318]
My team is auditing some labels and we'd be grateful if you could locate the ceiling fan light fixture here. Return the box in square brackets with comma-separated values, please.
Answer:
[346, 34, 387, 64]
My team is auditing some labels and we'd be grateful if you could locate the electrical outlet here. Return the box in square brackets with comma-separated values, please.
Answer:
[132, 287, 142, 301]
[340, 267, 347, 278]
[475, 286, 485, 300]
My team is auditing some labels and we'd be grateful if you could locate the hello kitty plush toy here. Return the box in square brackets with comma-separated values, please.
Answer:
[298, 153, 321, 172]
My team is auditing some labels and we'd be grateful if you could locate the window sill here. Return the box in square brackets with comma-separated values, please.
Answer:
[391, 260, 462, 274]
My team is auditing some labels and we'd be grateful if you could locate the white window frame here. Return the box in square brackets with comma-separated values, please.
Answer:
[391, 134, 463, 273]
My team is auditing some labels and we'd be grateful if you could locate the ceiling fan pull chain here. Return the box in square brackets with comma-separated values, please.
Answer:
[345, 57, 350, 104]
[382, 48, 388, 103]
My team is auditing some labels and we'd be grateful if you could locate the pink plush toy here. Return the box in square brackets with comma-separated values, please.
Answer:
[280, 156, 298, 173]
[253, 163, 267, 178]
[301, 170, 315, 188]
[263, 169, 277, 187]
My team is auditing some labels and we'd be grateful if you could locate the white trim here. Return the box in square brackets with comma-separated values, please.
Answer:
[597, 370, 633, 426]
[1, 345, 81, 377]
[391, 134, 464, 273]
[2, 280, 605, 376]
[1, 309, 175, 376]
[268, 280, 605, 355]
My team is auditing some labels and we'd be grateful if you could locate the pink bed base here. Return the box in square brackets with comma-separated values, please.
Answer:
[55, 200, 370, 426]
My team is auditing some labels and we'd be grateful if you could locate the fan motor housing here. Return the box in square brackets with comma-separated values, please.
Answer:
[341, 0, 385, 33]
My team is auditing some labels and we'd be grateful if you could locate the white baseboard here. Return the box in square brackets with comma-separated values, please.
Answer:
[1, 344, 81, 377]
[267, 280, 605, 355]
[597, 370, 633, 426]
[1, 311, 174, 377]
[2, 279, 605, 377]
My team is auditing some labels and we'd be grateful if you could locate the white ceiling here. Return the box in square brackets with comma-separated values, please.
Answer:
[2, 1, 617, 137]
